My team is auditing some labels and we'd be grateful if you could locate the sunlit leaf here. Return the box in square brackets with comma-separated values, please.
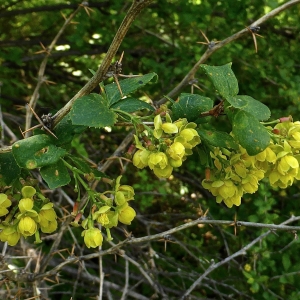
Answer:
[70, 93, 117, 128]
[201, 63, 239, 98]
[232, 110, 270, 155]
[12, 135, 66, 169]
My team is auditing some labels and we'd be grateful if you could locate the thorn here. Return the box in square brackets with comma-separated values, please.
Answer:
[44, 80, 57, 85]
[113, 74, 124, 98]
[197, 30, 220, 48]
[35, 42, 51, 55]
[26, 104, 58, 139]
[199, 29, 210, 44]
[118, 51, 124, 64]
[61, 12, 67, 21]
[79, 3, 94, 17]
[245, 26, 263, 53]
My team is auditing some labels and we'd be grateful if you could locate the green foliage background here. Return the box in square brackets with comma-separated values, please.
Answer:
[1, 0, 300, 299]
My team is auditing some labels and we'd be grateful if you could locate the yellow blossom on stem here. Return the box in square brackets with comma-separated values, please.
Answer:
[21, 186, 36, 198]
[18, 216, 37, 237]
[0, 194, 12, 217]
[132, 149, 150, 169]
[0, 226, 21, 246]
[38, 203, 58, 233]
[18, 198, 34, 213]
[118, 203, 136, 225]
[82, 228, 103, 248]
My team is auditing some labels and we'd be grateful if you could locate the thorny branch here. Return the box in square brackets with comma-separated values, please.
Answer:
[52, 0, 154, 127]
[1, 2, 300, 298]
[155, 0, 300, 105]
[0, 0, 299, 153]
[4, 215, 299, 282]
[181, 215, 300, 299]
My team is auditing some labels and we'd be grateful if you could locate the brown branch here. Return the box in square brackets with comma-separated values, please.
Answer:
[31, 216, 300, 282]
[155, 0, 300, 106]
[52, 0, 154, 127]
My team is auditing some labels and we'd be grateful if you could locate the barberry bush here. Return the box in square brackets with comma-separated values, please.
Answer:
[1, 0, 300, 299]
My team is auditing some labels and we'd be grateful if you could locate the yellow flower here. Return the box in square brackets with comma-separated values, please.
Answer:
[132, 149, 150, 169]
[118, 204, 136, 225]
[277, 155, 298, 174]
[161, 123, 178, 134]
[0, 226, 21, 246]
[21, 186, 36, 198]
[82, 228, 103, 248]
[38, 203, 57, 233]
[167, 142, 185, 161]
[0, 194, 12, 217]
[18, 216, 37, 237]
[244, 264, 252, 272]
[153, 165, 173, 178]
[115, 191, 127, 206]
[148, 152, 168, 170]
[153, 114, 163, 139]
[18, 198, 34, 213]
[202, 179, 243, 208]
[118, 185, 135, 201]
[178, 128, 201, 149]
[97, 213, 110, 226]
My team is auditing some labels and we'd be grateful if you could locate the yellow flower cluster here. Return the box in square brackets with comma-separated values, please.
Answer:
[0, 186, 57, 246]
[133, 114, 201, 178]
[79, 176, 136, 249]
[202, 121, 300, 207]
[259, 121, 300, 188]
[202, 146, 265, 208]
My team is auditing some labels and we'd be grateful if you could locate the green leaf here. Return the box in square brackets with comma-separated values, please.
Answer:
[232, 110, 270, 155]
[105, 73, 157, 106]
[200, 63, 239, 98]
[12, 135, 67, 169]
[54, 115, 87, 146]
[0, 152, 21, 185]
[40, 159, 71, 189]
[67, 156, 109, 179]
[226, 95, 271, 121]
[198, 129, 238, 150]
[70, 93, 117, 128]
[171, 93, 213, 122]
[110, 97, 154, 113]
[282, 253, 291, 271]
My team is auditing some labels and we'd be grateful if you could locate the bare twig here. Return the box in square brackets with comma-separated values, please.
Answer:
[120, 258, 129, 300]
[181, 215, 300, 299]
[31, 216, 300, 282]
